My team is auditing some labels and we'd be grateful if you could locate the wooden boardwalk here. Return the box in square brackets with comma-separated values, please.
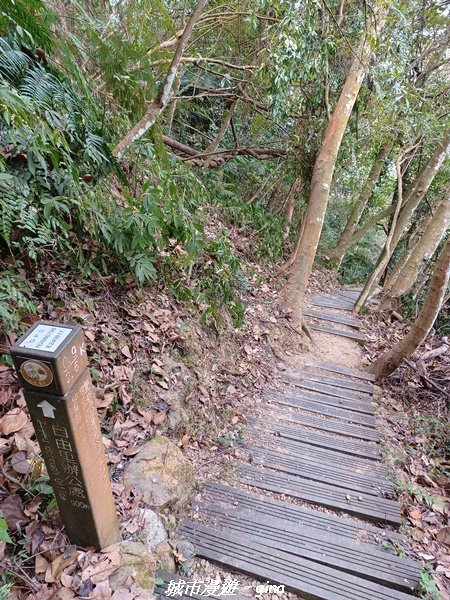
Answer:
[176, 289, 420, 599]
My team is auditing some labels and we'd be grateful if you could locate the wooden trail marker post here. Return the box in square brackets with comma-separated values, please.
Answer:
[10, 322, 120, 549]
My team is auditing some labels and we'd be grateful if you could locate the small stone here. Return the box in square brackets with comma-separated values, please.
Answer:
[109, 542, 156, 592]
[154, 540, 176, 572]
[140, 508, 167, 552]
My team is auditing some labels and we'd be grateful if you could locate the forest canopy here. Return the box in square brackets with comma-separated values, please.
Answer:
[0, 0, 448, 338]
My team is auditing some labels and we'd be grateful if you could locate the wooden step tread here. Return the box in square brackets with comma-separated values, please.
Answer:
[265, 393, 376, 427]
[248, 417, 381, 460]
[270, 387, 375, 414]
[243, 445, 394, 496]
[239, 464, 402, 526]
[306, 359, 376, 382]
[178, 522, 415, 599]
[260, 406, 381, 442]
[201, 483, 407, 545]
[280, 375, 373, 402]
[303, 308, 361, 329]
[198, 504, 419, 592]
[243, 431, 388, 476]
[285, 370, 374, 394]
[310, 324, 367, 344]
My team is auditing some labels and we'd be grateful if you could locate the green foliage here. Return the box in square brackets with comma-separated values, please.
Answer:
[419, 568, 441, 600]
[0, 515, 12, 544]
[0, 269, 37, 332]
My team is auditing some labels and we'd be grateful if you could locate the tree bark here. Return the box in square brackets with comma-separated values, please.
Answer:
[329, 202, 396, 260]
[382, 205, 434, 291]
[331, 139, 394, 267]
[382, 192, 450, 306]
[369, 236, 450, 380]
[283, 177, 303, 239]
[388, 130, 450, 252]
[354, 152, 405, 312]
[356, 130, 450, 297]
[283, 5, 387, 323]
[112, 0, 208, 158]
[203, 98, 238, 168]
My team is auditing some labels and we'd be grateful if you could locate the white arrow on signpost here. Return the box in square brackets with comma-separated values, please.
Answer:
[37, 400, 56, 419]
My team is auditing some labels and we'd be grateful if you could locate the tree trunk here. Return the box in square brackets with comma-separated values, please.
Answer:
[382, 192, 450, 306]
[329, 202, 396, 260]
[112, 0, 208, 158]
[283, 5, 387, 323]
[354, 153, 405, 312]
[388, 130, 450, 252]
[283, 178, 302, 239]
[369, 236, 450, 380]
[382, 206, 434, 291]
[203, 98, 238, 168]
[332, 139, 394, 267]
[356, 130, 450, 296]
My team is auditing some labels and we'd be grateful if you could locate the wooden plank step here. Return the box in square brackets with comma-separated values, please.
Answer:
[239, 464, 402, 526]
[312, 294, 356, 306]
[285, 370, 375, 394]
[248, 417, 381, 459]
[155, 571, 251, 600]
[309, 299, 355, 312]
[281, 374, 373, 401]
[269, 387, 375, 415]
[199, 505, 419, 592]
[260, 406, 381, 442]
[310, 324, 367, 344]
[303, 308, 361, 329]
[264, 393, 377, 427]
[244, 429, 387, 477]
[201, 483, 407, 546]
[178, 522, 415, 599]
[243, 445, 394, 496]
[306, 359, 376, 382]
[334, 289, 361, 299]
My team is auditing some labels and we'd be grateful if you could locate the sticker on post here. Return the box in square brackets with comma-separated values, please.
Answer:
[20, 360, 54, 387]
[19, 324, 71, 353]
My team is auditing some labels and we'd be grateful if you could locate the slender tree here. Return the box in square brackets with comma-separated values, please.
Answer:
[113, 0, 208, 158]
[360, 130, 450, 294]
[369, 236, 450, 380]
[355, 151, 406, 312]
[331, 139, 394, 267]
[283, 3, 388, 324]
[382, 190, 450, 306]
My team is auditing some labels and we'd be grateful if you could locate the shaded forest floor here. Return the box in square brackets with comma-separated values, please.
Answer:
[0, 228, 449, 598]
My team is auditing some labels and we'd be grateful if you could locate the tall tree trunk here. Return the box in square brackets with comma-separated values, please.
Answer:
[113, 0, 208, 158]
[329, 201, 396, 260]
[283, 6, 387, 323]
[354, 152, 405, 312]
[356, 130, 450, 297]
[203, 99, 238, 168]
[369, 236, 450, 380]
[382, 205, 434, 290]
[382, 192, 450, 306]
[388, 130, 450, 251]
[283, 178, 302, 239]
[331, 139, 394, 267]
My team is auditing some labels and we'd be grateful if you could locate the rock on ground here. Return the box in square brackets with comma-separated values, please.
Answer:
[109, 541, 156, 592]
[124, 436, 194, 509]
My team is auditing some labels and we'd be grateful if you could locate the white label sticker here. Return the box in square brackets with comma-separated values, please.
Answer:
[19, 324, 72, 353]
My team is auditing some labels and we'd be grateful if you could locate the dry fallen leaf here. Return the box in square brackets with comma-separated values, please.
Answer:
[152, 412, 166, 425]
[121, 345, 132, 359]
[0, 409, 28, 435]
[436, 526, 450, 547]
[0, 494, 27, 528]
